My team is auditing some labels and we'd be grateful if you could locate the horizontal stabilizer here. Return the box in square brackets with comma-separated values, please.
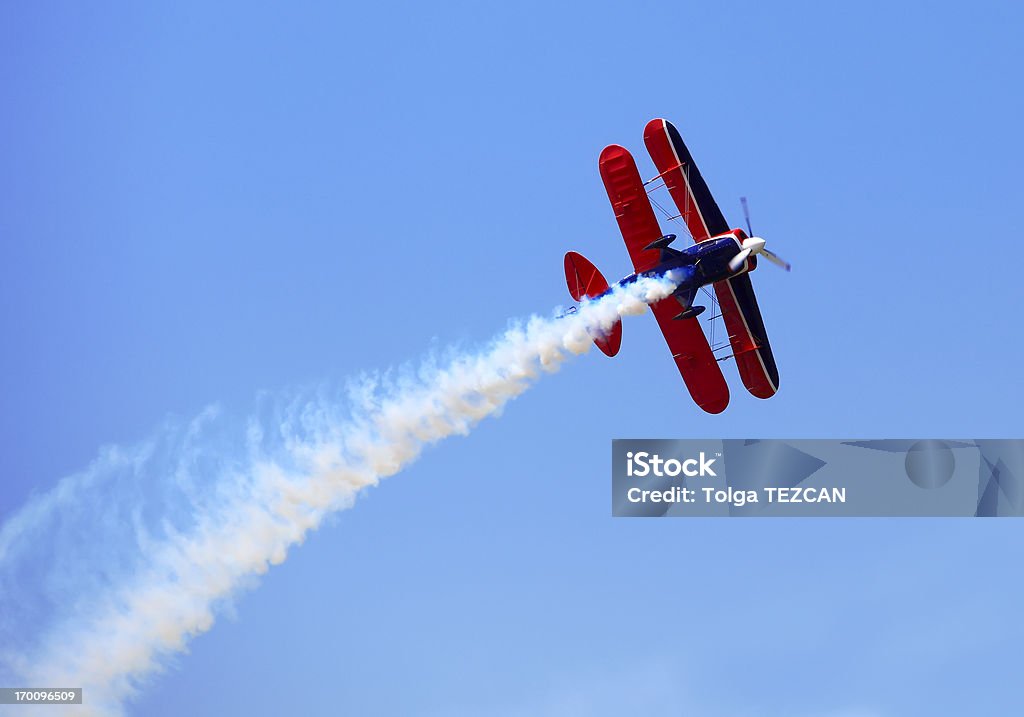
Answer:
[563, 251, 621, 357]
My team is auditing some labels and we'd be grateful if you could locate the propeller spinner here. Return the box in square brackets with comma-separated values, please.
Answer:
[729, 197, 791, 273]
[729, 237, 791, 273]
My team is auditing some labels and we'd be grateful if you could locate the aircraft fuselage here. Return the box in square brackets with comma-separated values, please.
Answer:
[615, 229, 753, 300]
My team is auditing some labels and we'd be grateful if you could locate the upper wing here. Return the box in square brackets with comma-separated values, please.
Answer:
[644, 118, 779, 398]
[713, 274, 780, 398]
[597, 143, 729, 413]
[598, 144, 663, 273]
[643, 118, 729, 242]
[649, 297, 730, 414]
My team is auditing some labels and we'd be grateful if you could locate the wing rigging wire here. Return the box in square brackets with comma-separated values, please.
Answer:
[645, 184, 728, 355]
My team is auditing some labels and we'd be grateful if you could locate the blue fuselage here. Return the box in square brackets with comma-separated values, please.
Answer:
[616, 232, 751, 297]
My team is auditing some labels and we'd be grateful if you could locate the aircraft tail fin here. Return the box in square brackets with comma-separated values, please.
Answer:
[563, 251, 621, 357]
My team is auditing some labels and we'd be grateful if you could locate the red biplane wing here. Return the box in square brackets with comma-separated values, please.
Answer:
[713, 272, 779, 398]
[598, 145, 663, 273]
[643, 118, 730, 242]
[644, 118, 779, 398]
[649, 297, 730, 414]
[598, 143, 729, 413]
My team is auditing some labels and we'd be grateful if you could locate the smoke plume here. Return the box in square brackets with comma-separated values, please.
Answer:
[0, 272, 680, 715]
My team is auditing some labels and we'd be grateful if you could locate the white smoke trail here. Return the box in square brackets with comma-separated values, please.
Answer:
[0, 272, 681, 716]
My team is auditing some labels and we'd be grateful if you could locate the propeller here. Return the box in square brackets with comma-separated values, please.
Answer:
[741, 196, 753, 236]
[728, 236, 792, 273]
[728, 197, 791, 273]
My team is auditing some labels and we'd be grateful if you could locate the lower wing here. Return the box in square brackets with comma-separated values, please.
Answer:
[649, 296, 730, 414]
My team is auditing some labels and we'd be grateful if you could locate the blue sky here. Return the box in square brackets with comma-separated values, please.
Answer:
[1, 1, 1022, 715]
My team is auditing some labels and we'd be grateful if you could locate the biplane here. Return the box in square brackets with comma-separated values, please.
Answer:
[564, 118, 788, 414]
